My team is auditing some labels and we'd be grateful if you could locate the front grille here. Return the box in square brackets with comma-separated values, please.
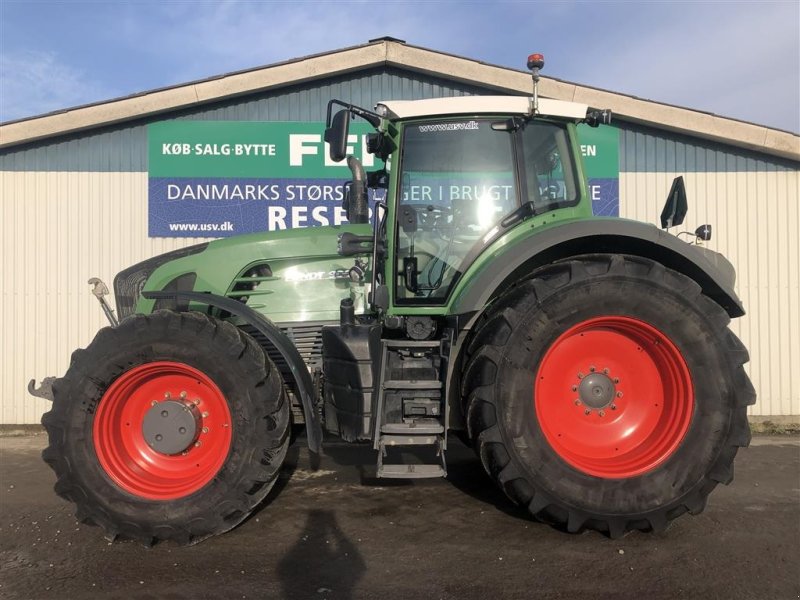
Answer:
[239, 320, 335, 423]
[113, 243, 208, 319]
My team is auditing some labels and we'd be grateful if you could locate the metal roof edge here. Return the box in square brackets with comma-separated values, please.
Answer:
[0, 41, 390, 150]
[387, 42, 799, 162]
[1, 39, 798, 162]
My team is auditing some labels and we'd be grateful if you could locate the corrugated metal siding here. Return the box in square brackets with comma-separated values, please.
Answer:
[0, 171, 203, 424]
[618, 124, 800, 417]
[0, 67, 489, 173]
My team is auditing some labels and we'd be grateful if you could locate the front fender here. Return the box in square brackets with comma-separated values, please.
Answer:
[143, 291, 322, 454]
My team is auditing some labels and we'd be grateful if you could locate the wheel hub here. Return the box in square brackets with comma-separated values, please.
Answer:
[578, 372, 616, 409]
[142, 400, 200, 455]
[534, 316, 694, 479]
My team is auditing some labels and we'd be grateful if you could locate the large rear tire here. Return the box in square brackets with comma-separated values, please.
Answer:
[42, 310, 290, 545]
[462, 254, 754, 537]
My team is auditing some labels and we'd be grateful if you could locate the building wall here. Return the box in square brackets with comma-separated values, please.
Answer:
[1, 69, 798, 424]
[618, 124, 800, 418]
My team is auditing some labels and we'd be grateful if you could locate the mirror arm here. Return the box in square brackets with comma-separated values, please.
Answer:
[326, 99, 382, 128]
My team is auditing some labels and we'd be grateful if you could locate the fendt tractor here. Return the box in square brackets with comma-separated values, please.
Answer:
[33, 55, 755, 545]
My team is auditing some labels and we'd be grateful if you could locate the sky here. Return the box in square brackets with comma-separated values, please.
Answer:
[1, 1, 798, 133]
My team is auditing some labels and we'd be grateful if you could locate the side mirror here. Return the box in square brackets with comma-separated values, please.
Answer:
[324, 109, 350, 163]
[661, 176, 688, 229]
[695, 224, 712, 241]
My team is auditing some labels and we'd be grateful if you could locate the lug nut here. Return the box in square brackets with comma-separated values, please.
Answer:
[574, 399, 581, 406]
[164, 392, 171, 399]
[616, 391, 623, 398]
[584, 408, 591, 415]
[179, 391, 187, 399]
[599, 410, 605, 417]
[603, 368, 609, 374]
[151, 400, 158, 406]
[614, 378, 620, 384]
[202, 427, 209, 434]
[571, 385, 578, 392]
[589, 366, 596, 372]
[577, 372, 584, 379]
[194, 441, 202, 447]
[611, 404, 617, 410]
[202, 412, 209, 418]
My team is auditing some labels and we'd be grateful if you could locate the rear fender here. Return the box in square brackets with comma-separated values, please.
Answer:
[451, 219, 744, 318]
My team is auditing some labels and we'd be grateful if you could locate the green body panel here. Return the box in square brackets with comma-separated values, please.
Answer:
[135, 224, 372, 323]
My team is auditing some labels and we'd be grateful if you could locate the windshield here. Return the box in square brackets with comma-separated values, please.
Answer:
[395, 117, 579, 304]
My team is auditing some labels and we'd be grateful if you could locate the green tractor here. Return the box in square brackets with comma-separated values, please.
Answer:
[38, 56, 754, 545]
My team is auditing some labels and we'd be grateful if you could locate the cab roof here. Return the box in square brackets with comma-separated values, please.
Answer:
[377, 96, 589, 121]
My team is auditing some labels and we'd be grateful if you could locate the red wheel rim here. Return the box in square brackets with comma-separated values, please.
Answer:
[93, 362, 233, 500]
[535, 316, 693, 479]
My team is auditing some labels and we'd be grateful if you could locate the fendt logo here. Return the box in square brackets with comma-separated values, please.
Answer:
[288, 134, 375, 168]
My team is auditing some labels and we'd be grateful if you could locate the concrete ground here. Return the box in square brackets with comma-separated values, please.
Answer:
[0, 432, 798, 600]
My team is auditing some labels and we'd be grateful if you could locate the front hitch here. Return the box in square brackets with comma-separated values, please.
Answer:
[28, 377, 56, 401]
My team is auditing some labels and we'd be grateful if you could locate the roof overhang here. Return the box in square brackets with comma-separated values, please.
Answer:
[378, 96, 588, 121]
[1, 39, 798, 161]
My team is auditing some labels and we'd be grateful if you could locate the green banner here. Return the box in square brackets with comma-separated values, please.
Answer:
[577, 123, 619, 178]
[148, 121, 381, 178]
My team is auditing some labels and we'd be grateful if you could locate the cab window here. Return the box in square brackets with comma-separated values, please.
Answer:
[520, 121, 578, 211]
[395, 119, 518, 303]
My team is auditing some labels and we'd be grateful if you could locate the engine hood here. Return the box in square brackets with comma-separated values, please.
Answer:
[123, 224, 372, 323]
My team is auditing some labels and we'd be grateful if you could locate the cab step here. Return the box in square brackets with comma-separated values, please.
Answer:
[373, 337, 450, 480]
[381, 419, 444, 435]
[377, 464, 446, 479]
[376, 435, 447, 479]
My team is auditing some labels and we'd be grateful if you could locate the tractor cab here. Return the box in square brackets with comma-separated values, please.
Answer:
[324, 94, 609, 312]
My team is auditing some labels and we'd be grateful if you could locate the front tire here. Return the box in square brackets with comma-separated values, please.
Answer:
[42, 310, 290, 545]
[463, 254, 754, 537]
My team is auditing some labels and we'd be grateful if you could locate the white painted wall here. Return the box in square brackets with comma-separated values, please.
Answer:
[619, 168, 800, 418]
[0, 171, 200, 424]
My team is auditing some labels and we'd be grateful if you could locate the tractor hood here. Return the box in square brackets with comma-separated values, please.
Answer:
[115, 224, 373, 323]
